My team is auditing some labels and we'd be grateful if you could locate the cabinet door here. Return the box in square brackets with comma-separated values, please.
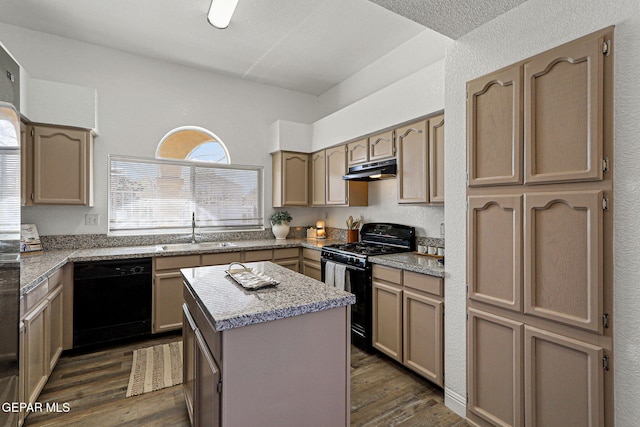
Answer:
[32, 125, 92, 205]
[524, 34, 605, 184]
[372, 281, 403, 362]
[302, 260, 322, 281]
[428, 114, 445, 203]
[468, 195, 523, 312]
[153, 271, 184, 333]
[468, 308, 524, 427]
[369, 130, 395, 161]
[182, 304, 196, 424]
[325, 145, 347, 205]
[524, 191, 603, 332]
[194, 329, 221, 427]
[403, 290, 443, 386]
[281, 152, 309, 206]
[47, 286, 63, 372]
[524, 326, 604, 427]
[347, 138, 368, 166]
[397, 120, 428, 204]
[311, 150, 326, 206]
[24, 300, 49, 406]
[274, 258, 299, 272]
[467, 66, 523, 186]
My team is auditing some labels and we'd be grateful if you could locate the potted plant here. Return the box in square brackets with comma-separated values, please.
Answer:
[270, 211, 292, 240]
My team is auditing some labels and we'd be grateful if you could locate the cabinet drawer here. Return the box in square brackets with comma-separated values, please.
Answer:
[23, 279, 48, 317]
[201, 252, 241, 266]
[274, 248, 299, 260]
[302, 248, 321, 262]
[404, 271, 443, 297]
[372, 265, 402, 285]
[47, 268, 63, 288]
[155, 255, 200, 271]
[244, 250, 273, 262]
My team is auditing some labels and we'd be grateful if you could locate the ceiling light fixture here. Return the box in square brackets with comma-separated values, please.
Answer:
[207, 0, 239, 29]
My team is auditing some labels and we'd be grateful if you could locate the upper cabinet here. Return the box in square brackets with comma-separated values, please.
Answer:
[325, 145, 368, 206]
[428, 114, 445, 203]
[524, 34, 606, 184]
[369, 130, 395, 161]
[311, 150, 326, 206]
[272, 151, 309, 207]
[346, 138, 368, 166]
[467, 66, 523, 187]
[468, 31, 610, 187]
[23, 123, 94, 206]
[397, 120, 428, 204]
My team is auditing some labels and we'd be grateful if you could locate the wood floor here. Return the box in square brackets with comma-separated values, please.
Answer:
[25, 334, 467, 427]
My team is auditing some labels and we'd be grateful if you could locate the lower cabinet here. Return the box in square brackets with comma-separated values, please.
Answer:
[153, 253, 240, 334]
[154, 249, 301, 334]
[468, 307, 606, 427]
[23, 299, 49, 408]
[301, 248, 321, 281]
[20, 277, 66, 425]
[182, 305, 196, 424]
[194, 328, 221, 427]
[371, 265, 444, 386]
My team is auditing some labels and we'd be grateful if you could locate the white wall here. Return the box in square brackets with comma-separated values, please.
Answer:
[317, 29, 451, 117]
[0, 24, 322, 234]
[444, 0, 640, 422]
[312, 60, 445, 151]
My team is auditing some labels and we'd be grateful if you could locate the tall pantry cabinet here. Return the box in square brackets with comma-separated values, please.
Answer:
[466, 27, 614, 427]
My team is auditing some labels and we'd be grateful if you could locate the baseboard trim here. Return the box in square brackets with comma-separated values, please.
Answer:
[444, 387, 466, 418]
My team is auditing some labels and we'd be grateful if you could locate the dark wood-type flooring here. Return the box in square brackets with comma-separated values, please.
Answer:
[26, 334, 467, 427]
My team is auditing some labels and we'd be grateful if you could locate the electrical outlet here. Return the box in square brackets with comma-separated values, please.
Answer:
[440, 223, 445, 238]
[85, 214, 100, 226]
[325, 211, 328, 219]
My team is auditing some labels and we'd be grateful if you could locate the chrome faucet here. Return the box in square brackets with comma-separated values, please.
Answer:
[191, 212, 196, 244]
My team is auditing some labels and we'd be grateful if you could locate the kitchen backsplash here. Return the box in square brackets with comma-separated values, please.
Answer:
[40, 227, 443, 250]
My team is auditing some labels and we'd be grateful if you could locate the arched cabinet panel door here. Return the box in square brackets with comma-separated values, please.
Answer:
[468, 194, 523, 312]
[524, 33, 606, 184]
[467, 66, 523, 187]
[523, 190, 603, 332]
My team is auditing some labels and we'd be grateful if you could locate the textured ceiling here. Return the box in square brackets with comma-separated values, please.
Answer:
[0, 0, 452, 96]
[368, 0, 529, 39]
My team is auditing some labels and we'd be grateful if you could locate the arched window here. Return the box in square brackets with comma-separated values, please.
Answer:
[156, 126, 230, 164]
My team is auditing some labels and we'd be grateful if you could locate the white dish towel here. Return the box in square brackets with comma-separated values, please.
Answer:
[324, 261, 336, 287]
[334, 263, 347, 291]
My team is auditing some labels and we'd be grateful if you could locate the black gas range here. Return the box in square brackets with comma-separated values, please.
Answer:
[321, 223, 415, 350]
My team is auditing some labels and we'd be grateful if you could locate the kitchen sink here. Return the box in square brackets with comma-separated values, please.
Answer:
[155, 242, 237, 252]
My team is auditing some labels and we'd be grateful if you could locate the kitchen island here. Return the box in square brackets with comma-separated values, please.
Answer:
[181, 261, 355, 427]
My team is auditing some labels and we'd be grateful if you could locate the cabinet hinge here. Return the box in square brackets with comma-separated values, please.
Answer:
[466, 90, 468, 100]
[603, 355, 610, 371]
[602, 40, 611, 56]
[30, 192, 34, 201]
[31, 128, 35, 137]
[602, 197, 609, 211]
[6, 70, 15, 82]
[466, 200, 469, 211]
[466, 172, 469, 184]
[603, 313, 609, 329]
[602, 157, 609, 173]
[217, 381, 223, 394]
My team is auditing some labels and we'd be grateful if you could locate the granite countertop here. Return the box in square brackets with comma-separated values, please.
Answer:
[19, 237, 445, 297]
[182, 261, 355, 332]
[370, 252, 445, 277]
[19, 238, 341, 295]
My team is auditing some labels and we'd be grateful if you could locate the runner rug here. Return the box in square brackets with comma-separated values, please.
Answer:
[126, 340, 183, 397]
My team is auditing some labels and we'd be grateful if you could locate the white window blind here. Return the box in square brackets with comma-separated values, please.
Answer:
[109, 155, 263, 235]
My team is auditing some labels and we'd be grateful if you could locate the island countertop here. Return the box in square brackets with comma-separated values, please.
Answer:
[181, 261, 355, 332]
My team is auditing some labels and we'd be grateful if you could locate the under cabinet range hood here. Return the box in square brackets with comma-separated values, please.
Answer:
[342, 158, 397, 181]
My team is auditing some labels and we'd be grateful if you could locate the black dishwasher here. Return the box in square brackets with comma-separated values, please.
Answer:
[73, 258, 152, 349]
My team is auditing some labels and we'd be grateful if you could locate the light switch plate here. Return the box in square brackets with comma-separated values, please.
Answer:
[85, 214, 100, 226]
